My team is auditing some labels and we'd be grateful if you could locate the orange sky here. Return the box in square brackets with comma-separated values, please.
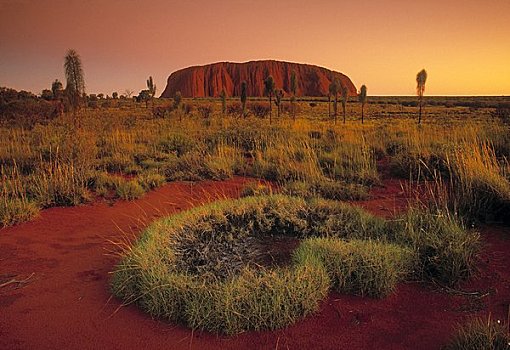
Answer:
[1, 0, 509, 96]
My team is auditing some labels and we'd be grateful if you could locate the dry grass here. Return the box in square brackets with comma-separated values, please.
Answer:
[1, 99, 508, 229]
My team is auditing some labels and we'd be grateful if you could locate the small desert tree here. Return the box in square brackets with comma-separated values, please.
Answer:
[219, 88, 227, 115]
[51, 79, 64, 100]
[290, 71, 297, 120]
[112, 92, 118, 99]
[64, 49, 85, 117]
[240, 81, 247, 117]
[340, 83, 348, 124]
[275, 89, 283, 119]
[359, 85, 367, 124]
[264, 75, 275, 123]
[147, 76, 156, 107]
[124, 89, 134, 98]
[137, 90, 151, 108]
[416, 69, 427, 124]
[41, 89, 53, 101]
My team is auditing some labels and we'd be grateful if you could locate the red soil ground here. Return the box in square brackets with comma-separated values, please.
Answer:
[1, 176, 509, 350]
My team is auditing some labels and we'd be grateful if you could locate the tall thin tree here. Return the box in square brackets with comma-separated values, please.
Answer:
[290, 71, 297, 120]
[359, 85, 367, 124]
[173, 91, 182, 122]
[328, 81, 335, 119]
[340, 83, 348, 124]
[330, 80, 339, 124]
[240, 81, 247, 117]
[264, 75, 275, 124]
[64, 49, 85, 118]
[220, 88, 227, 115]
[275, 89, 283, 119]
[416, 69, 427, 124]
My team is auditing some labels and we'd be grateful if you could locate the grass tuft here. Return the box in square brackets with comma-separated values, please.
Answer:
[393, 207, 480, 285]
[0, 197, 39, 227]
[444, 316, 510, 350]
[294, 237, 414, 297]
[115, 179, 146, 200]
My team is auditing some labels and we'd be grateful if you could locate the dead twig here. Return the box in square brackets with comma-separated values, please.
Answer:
[0, 272, 35, 289]
[434, 280, 491, 298]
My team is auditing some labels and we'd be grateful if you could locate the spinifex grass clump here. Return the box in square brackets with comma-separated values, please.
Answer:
[445, 141, 510, 222]
[112, 196, 340, 334]
[111, 195, 476, 334]
[115, 179, 145, 200]
[294, 238, 415, 297]
[0, 165, 39, 226]
[444, 316, 510, 350]
[393, 207, 480, 286]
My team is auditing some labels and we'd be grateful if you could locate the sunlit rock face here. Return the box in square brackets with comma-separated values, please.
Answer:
[161, 60, 357, 98]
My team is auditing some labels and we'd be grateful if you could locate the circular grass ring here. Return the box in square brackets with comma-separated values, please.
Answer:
[111, 195, 413, 334]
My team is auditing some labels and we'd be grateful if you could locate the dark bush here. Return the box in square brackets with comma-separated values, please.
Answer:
[227, 102, 243, 116]
[492, 105, 510, 124]
[152, 105, 174, 118]
[183, 103, 193, 115]
[248, 102, 270, 118]
[197, 104, 214, 118]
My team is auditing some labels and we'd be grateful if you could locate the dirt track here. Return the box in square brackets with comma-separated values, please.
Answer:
[1, 176, 509, 350]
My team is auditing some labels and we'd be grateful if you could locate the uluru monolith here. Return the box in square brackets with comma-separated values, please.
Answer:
[160, 60, 356, 98]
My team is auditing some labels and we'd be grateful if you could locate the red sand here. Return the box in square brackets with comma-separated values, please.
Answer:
[1, 176, 509, 350]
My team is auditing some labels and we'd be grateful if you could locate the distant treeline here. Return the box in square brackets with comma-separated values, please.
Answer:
[293, 95, 510, 109]
[368, 96, 510, 109]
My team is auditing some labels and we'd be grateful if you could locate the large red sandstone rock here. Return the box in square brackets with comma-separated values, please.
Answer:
[160, 60, 357, 98]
